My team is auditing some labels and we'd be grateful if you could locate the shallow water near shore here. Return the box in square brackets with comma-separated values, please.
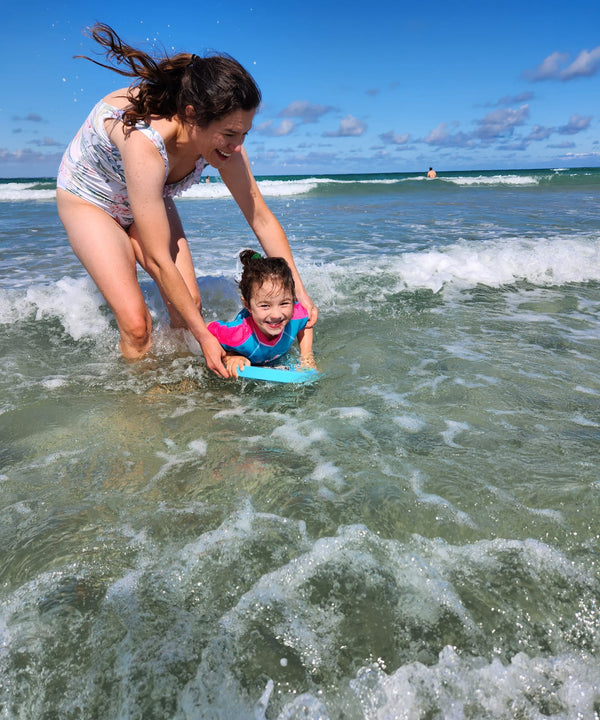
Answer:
[1, 169, 600, 718]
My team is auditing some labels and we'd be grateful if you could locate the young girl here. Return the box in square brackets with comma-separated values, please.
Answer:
[207, 250, 315, 377]
[56, 23, 316, 377]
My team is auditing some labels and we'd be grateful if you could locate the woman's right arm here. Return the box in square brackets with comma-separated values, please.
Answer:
[118, 130, 230, 377]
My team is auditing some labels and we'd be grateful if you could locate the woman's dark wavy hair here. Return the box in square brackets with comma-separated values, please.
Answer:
[76, 23, 261, 127]
[238, 250, 295, 304]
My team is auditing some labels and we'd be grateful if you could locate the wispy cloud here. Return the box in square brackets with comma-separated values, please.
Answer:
[526, 125, 554, 142]
[557, 114, 592, 135]
[561, 47, 600, 80]
[424, 107, 529, 149]
[547, 141, 576, 149]
[11, 113, 45, 123]
[474, 105, 529, 141]
[255, 119, 296, 137]
[490, 91, 534, 107]
[524, 46, 600, 81]
[379, 130, 410, 145]
[323, 115, 367, 137]
[424, 122, 473, 148]
[422, 103, 588, 154]
[279, 100, 335, 124]
[0, 147, 63, 164]
[28, 137, 63, 147]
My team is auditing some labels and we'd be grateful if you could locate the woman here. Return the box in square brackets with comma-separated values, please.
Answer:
[56, 23, 317, 378]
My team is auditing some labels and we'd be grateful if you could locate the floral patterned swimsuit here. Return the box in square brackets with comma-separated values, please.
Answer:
[57, 100, 206, 228]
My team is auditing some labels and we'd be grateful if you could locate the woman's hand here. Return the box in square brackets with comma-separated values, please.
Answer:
[297, 291, 318, 328]
[199, 333, 230, 378]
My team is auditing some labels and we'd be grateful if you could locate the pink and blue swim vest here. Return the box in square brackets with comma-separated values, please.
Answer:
[207, 303, 309, 365]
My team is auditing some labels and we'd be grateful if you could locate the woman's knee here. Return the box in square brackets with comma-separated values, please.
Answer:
[117, 310, 153, 356]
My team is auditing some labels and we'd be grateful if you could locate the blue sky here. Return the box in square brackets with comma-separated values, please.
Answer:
[2, 0, 599, 177]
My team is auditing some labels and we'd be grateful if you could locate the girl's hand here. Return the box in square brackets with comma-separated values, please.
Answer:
[224, 354, 251, 378]
[299, 352, 317, 370]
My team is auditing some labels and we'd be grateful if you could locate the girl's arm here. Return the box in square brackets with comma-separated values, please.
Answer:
[297, 327, 316, 369]
[220, 149, 318, 328]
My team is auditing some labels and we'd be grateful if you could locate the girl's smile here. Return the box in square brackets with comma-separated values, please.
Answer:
[244, 279, 294, 339]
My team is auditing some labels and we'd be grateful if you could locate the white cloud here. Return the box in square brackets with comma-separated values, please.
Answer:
[474, 105, 529, 140]
[424, 122, 472, 148]
[526, 125, 554, 142]
[558, 114, 592, 135]
[12, 113, 44, 123]
[279, 100, 335, 124]
[547, 141, 575, 149]
[323, 115, 367, 137]
[561, 47, 600, 80]
[0, 147, 64, 170]
[28, 137, 63, 147]
[379, 130, 410, 145]
[525, 46, 600, 81]
[255, 119, 295, 137]
[492, 91, 535, 107]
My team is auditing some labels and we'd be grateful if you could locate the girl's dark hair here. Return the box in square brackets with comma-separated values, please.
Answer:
[76, 23, 261, 127]
[238, 250, 295, 303]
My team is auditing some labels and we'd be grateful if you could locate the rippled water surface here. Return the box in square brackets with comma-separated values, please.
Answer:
[1, 170, 600, 718]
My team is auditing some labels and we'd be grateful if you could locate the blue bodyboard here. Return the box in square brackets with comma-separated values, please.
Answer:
[237, 365, 320, 384]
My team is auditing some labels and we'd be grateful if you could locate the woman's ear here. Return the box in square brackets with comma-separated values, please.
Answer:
[185, 105, 196, 122]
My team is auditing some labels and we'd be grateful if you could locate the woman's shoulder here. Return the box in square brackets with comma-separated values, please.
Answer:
[102, 89, 132, 110]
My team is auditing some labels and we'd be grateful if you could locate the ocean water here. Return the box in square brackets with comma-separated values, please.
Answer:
[1, 168, 599, 719]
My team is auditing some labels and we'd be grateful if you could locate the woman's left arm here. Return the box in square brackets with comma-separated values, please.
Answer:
[220, 149, 318, 328]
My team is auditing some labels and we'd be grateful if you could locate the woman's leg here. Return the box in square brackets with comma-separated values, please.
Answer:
[57, 189, 153, 358]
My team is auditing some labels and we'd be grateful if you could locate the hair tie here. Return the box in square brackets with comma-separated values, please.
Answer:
[189, 54, 198, 67]
[251, 252, 262, 260]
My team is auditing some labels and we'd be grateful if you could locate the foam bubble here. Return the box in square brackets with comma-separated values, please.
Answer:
[352, 647, 600, 717]
[25, 276, 109, 339]
[271, 418, 329, 453]
[392, 414, 426, 432]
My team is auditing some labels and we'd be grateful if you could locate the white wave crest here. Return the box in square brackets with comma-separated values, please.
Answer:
[0, 183, 56, 201]
[442, 174, 541, 186]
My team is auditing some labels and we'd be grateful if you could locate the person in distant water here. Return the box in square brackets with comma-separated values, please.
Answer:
[56, 23, 317, 378]
[207, 250, 315, 377]
[427, 167, 437, 178]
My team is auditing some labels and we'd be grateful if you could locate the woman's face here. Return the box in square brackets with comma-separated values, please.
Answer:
[194, 109, 255, 168]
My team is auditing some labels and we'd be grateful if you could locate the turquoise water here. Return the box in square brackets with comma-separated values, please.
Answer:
[1, 168, 600, 718]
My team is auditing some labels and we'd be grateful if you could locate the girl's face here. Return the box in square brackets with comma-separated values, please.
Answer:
[244, 278, 294, 339]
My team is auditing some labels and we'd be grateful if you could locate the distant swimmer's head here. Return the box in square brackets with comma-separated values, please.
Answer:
[238, 250, 296, 338]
